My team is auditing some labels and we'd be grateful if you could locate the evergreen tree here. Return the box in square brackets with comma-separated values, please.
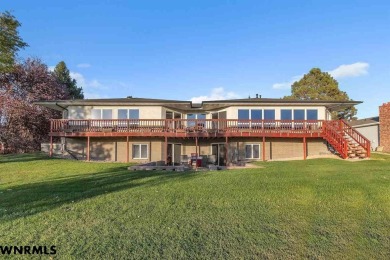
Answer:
[53, 61, 84, 99]
[284, 68, 357, 120]
[0, 11, 28, 73]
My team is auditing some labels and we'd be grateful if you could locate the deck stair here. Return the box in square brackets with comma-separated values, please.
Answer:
[322, 120, 370, 159]
[345, 135, 367, 159]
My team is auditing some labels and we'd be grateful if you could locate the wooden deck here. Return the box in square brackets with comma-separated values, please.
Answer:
[47, 119, 370, 161]
[50, 119, 325, 138]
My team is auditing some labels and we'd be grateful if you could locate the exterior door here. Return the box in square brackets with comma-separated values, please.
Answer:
[167, 143, 182, 165]
[219, 111, 227, 130]
[211, 113, 218, 130]
[174, 112, 182, 129]
[211, 143, 226, 166]
[166, 111, 182, 130]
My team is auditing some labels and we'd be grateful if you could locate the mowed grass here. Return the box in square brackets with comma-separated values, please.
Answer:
[0, 153, 389, 259]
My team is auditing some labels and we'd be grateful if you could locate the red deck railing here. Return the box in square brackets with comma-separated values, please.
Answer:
[340, 120, 371, 157]
[49, 119, 371, 159]
[50, 119, 324, 136]
[322, 121, 348, 158]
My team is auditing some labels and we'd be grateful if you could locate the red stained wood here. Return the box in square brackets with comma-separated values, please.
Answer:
[47, 119, 371, 159]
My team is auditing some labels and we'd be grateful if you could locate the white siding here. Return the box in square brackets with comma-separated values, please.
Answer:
[353, 125, 380, 150]
[66, 105, 327, 120]
[67, 106, 163, 119]
[224, 106, 327, 120]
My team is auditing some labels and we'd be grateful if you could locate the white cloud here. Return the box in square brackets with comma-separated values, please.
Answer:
[272, 62, 370, 90]
[69, 71, 105, 90]
[190, 87, 241, 103]
[48, 65, 107, 98]
[77, 63, 91, 68]
[272, 75, 302, 90]
[328, 62, 369, 79]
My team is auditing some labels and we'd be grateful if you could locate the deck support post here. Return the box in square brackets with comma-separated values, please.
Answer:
[126, 136, 129, 163]
[149, 141, 152, 162]
[87, 136, 90, 161]
[164, 136, 168, 165]
[303, 137, 307, 160]
[262, 136, 266, 161]
[49, 136, 53, 157]
[195, 137, 198, 171]
[236, 141, 239, 162]
[225, 136, 229, 165]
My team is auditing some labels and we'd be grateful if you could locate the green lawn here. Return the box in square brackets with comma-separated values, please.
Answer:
[0, 153, 389, 259]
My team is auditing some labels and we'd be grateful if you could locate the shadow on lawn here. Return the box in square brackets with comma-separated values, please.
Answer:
[0, 152, 55, 164]
[0, 166, 199, 222]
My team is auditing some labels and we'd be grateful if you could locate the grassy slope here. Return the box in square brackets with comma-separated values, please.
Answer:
[0, 153, 389, 259]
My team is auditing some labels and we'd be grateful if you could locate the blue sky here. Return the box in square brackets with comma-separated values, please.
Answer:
[3, 0, 390, 118]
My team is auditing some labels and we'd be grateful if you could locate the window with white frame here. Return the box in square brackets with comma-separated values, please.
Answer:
[91, 109, 112, 119]
[293, 109, 305, 120]
[237, 109, 262, 120]
[245, 144, 260, 159]
[132, 144, 148, 159]
[118, 109, 139, 119]
[187, 113, 206, 127]
[307, 109, 318, 120]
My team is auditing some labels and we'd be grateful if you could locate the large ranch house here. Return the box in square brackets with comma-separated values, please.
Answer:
[36, 97, 370, 166]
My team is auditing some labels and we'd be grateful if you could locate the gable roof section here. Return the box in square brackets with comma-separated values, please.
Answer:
[34, 97, 362, 111]
[349, 116, 380, 127]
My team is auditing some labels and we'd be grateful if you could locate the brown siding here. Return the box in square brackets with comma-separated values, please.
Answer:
[65, 137, 164, 163]
[269, 138, 303, 160]
[64, 137, 329, 162]
[307, 138, 330, 156]
[379, 102, 390, 152]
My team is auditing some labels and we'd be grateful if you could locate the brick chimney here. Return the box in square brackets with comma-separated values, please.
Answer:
[379, 102, 390, 152]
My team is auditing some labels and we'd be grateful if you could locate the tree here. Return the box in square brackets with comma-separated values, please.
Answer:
[0, 58, 69, 152]
[284, 68, 357, 120]
[0, 11, 28, 73]
[53, 61, 84, 99]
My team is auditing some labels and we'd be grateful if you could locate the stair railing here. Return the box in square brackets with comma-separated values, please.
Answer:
[322, 121, 348, 159]
[340, 120, 371, 157]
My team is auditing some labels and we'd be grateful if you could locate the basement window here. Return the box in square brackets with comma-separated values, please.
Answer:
[245, 144, 260, 159]
[132, 144, 148, 159]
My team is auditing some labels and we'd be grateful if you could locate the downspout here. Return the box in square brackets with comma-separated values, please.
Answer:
[55, 102, 68, 113]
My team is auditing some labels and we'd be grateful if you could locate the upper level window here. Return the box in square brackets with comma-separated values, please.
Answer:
[91, 109, 112, 119]
[294, 109, 305, 120]
[187, 113, 206, 127]
[307, 109, 318, 120]
[118, 109, 139, 119]
[238, 109, 250, 120]
[264, 109, 275, 120]
[197, 114, 206, 120]
[238, 109, 262, 120]
[281, 109, 292, 120]
[187, 113, 205, 120]
[251, 110, 262, 120]
[102, 110, 112, 119]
